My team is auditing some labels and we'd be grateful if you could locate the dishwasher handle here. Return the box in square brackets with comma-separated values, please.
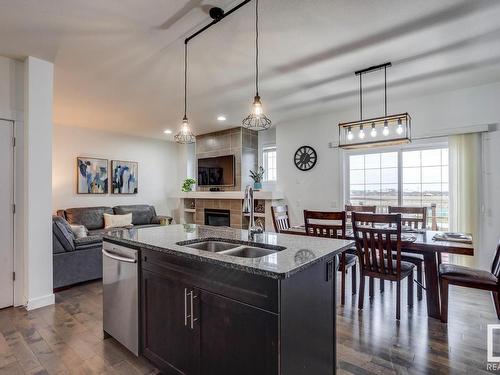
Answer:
[102, 249, 137, 263]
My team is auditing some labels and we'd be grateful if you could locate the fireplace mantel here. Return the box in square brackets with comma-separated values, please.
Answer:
[175, 190, 284, 200]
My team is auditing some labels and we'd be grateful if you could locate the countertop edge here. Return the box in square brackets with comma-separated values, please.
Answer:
[103, 235, 354, 280]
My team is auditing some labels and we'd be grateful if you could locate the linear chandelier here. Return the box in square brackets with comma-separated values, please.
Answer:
[338, 62, 411, 149]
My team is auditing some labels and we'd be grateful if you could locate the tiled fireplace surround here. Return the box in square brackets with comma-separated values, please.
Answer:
[192, 127, 258, 229]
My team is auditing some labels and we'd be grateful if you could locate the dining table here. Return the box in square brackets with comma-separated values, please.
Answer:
[280, 226, 474, 320]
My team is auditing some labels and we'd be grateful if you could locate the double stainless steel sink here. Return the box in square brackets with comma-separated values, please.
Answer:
[176, 239, 286, 258]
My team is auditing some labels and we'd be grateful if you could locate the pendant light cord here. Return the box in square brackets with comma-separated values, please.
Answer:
[255, 0, 259, 96]
[184, 43, 188, 119]
[384, 65, 387, 116]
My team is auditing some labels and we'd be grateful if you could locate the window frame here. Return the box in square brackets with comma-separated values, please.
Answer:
[262, 145, 277, 183]
[343, 139, 449, 218]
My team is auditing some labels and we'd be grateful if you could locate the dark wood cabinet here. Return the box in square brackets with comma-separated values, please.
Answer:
[141, 269, 199, 375]
[140, 248, 337, 375]
[199, 291, 278, 375]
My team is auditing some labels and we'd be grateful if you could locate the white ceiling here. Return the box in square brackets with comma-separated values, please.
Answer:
[2, 0, 500, 139]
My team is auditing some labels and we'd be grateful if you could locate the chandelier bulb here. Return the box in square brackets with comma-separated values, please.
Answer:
[396, 118, 403, 135]
[359, 125, 365, 139]
[383, 121, 389, 136]
[347, 126, 354, 141]
[370, 122, 377, 137]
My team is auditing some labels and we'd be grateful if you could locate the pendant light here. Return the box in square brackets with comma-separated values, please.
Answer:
[242, 0, 271, 131]
[175, 43, 196, 144]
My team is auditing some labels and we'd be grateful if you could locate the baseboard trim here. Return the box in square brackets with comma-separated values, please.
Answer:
[26, 293, 55, 310]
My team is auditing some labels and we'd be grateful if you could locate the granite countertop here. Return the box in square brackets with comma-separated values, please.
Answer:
[104, 224, 354, 279]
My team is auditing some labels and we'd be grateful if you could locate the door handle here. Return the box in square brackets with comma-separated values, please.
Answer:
[184, 288, 188, 327]
[102, 249, 137, 263]
[189, 291, 198, 330]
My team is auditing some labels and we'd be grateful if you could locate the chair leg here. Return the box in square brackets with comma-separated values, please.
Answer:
[407, 270, 414, 308]
[380, 279, 385, 293]
[396, 280, 401, 320]
[351, 264, 357, 295]
[369, 277, 374, 298]
[340, 263, 346, 306]
[358, 275, 365, 310]
[492, 291, 500, 320]
[416, 262, 423, 301]
[439, 278, 449, 323]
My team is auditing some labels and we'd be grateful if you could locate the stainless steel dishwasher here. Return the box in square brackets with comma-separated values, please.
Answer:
[102, 241, 139, 356]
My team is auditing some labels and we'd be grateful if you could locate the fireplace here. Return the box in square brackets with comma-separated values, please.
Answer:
[204, 209, 231, 227]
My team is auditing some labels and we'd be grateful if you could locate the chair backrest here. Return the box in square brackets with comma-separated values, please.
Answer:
[388, 206, 427, 229]
[271, 205, 290, 232]
[352, 212, 402, 278]
[304, 210, 346, 239]
[345, 205, 376, 225]
[491, 241, 500, 283]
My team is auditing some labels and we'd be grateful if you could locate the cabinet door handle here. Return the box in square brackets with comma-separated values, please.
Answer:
[184, 288, 188, 327]
[189, 291, 198, 330]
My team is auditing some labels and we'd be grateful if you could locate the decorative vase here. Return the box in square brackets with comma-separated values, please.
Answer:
[253, 182, 262, 190]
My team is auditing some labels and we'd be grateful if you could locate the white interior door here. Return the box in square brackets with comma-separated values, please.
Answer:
[0, 120, 14, 309]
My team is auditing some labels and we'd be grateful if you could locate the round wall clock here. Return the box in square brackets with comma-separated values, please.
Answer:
[294, 146, 317, 171]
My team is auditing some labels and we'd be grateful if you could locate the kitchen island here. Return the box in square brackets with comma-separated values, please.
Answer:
[103, 224, 353, 375]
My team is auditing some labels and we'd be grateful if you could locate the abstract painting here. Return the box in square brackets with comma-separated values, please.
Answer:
[77, 157, 108, 194]
[112, 160, 138, 194]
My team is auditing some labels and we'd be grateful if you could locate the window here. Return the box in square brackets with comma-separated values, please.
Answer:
[263, 146, 277, 182]
[402, 148, 449, 230]
[347, 147, 449, 229]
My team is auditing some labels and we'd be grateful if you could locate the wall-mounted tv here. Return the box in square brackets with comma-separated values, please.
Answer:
[197, 155, 235, 186]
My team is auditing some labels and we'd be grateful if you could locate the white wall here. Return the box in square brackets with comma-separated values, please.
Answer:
[52, 125, 180, 219]
[24, 56, 54, 310]
[276, 82, 500, 269]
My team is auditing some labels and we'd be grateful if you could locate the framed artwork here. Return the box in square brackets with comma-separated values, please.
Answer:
[77, 157, 108, 194]
[112, 160, 138, 194]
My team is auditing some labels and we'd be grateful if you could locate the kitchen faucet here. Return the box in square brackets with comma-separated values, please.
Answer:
[242, 185, 264, 240]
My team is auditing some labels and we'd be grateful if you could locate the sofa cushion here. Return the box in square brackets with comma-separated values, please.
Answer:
[70, 224, 88, 239]
[52, 216, 75, 251]
[74, 235, 103, 251]
[113, 205, 156, 225]
[104, 213, 133, 229]
[65, 206, 113, 230]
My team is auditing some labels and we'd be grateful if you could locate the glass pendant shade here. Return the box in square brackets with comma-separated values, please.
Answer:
[174, 117, 196, 144]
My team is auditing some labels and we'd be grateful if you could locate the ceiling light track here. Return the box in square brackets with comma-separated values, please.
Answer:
[184, 0, 252, 45]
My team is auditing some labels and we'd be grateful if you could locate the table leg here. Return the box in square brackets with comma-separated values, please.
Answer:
[423, 252, 440, 319]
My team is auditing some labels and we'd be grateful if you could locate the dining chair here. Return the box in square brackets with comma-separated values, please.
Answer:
[439, 241, 500, 323]
[345, 204, 377, 223]
[352, 212, 415, 320]
[304, 210, 356, 305]
[271, 205, 290, 233]
[345, 205, 385, 295]
[388, 206, 427, 301]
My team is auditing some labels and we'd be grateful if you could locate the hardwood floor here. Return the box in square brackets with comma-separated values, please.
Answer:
[0, 282, 158, 375]
[0, 275, 498, 374]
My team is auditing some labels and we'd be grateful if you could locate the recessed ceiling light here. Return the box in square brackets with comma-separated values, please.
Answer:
[217, 115, 227, 121]
[164, 129, 172, 134]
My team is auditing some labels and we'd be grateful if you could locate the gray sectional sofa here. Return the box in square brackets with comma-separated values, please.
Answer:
[53, 205, 172, 289]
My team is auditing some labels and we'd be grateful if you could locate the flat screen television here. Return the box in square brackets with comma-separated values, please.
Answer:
[197, 155, 235, 186]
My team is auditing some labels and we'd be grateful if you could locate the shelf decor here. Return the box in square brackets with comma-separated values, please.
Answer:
[338, 62, 411, 149]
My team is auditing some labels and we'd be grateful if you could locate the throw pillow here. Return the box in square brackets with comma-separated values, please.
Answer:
[104, 213, 133, 229]
[70, 224, 88, 239]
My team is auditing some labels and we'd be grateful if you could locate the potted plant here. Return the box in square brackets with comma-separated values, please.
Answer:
[249, 166, 265, 190]
[181, 178, 196, 192]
